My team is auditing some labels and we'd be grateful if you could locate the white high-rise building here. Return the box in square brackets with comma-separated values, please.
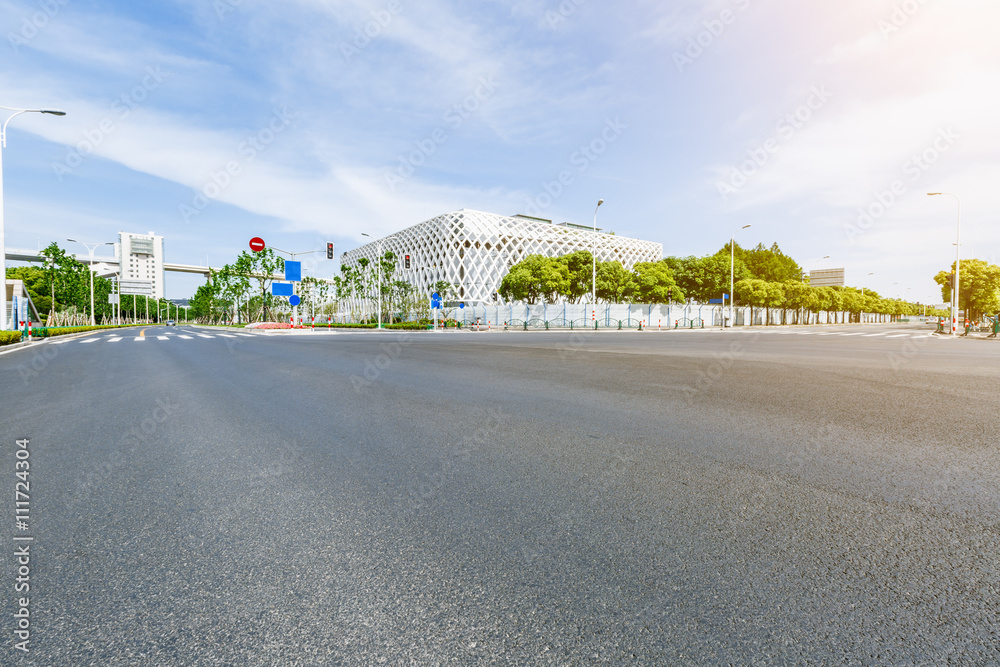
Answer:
[117, 231, 165, 299]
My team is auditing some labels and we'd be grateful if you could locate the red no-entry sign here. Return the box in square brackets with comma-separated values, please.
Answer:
[249, 237, 265, 252]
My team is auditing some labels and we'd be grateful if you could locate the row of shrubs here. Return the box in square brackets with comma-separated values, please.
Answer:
[0, 324, 142, 346]
[0, 331, 22, 346]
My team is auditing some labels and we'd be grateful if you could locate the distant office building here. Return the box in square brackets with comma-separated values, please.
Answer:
[341, 209, 663, 303]
[810, 268, 845, 287]
[117, 231, 165, 299]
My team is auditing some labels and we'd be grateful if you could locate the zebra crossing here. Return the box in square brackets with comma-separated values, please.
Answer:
[54, 329, 257, 345]
[731, 328, 936, 339]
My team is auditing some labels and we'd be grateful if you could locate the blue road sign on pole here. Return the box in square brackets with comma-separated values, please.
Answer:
[431, 292, 442, 309]
[289, 294, 301, 307]
[284, 261, 301, 282]
[272, 282, 294, 296]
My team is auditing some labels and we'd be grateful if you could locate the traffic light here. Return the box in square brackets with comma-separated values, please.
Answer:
[326, 242, 334, 259]
[404, 254, 411, 270]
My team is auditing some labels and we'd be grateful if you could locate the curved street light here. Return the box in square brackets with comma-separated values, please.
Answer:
[1, 105, 67, 330]
[591, 199, 604, 306]
[67, 239, 113, 326]
[729, 224, 751, 327]
[928, 192, 960, 334]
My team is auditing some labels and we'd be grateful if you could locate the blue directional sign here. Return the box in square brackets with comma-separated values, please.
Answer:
[708, 298, 724, 304]
[272, 282, 293, 296]
[289, 294, 301, 307]
[431, 291, 442, 309]
[459, 302, 465, 309]
[284, 260, 301, 282]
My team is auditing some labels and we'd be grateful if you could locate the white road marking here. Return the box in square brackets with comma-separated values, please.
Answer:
[107, 337, 122, 342]
[134, 336, 145, 341]
[80, 338, 100, 343]
[157, 336, 169, 340]
[197, 334, 214, 338]
[178, 335, 193, 339]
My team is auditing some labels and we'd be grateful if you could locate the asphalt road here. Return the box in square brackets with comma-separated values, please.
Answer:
[1, 323, 998, 665]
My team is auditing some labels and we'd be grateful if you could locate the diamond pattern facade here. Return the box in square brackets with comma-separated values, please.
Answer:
[341, 209, 663, 303]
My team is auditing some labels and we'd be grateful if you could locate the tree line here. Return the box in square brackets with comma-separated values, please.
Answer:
[6, 242, 180, 325]
[497, 242, 948, 322]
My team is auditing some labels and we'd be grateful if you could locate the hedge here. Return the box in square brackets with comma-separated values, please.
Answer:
[0, 331, 22, 346]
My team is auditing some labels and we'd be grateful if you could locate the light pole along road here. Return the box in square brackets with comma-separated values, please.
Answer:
[67, 238, 114, 326]
[360, 232, 384, 329]
[1, 105, 66, 330]
[729, 224, 751, 327]
[928, 192, 961, 334]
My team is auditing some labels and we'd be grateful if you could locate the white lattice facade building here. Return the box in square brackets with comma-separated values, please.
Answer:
[341, 209, 663, 303]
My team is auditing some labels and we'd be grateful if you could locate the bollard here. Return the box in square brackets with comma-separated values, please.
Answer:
[674, 320, 678, 329]
[658, 319, 661, 331]
[594, 320, 598, 330]
[27, 322, 32, 342]
[523, 320, 528, 331]
[545, 321, 549, 330]
[618, 320, 622, 330]
[638, 320, 643, 331]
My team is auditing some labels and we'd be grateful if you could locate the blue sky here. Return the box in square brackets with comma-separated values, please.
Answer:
[2, 0, 997, 302]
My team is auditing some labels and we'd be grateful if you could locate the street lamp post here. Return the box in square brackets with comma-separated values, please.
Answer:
[360, 233, 383, 329]
[928, 192, 961, 334]
[729, 224, 751, 327]
[591, 199, 604, 305]
[67, 239, 113, 325]
[1, 106, 66, 330]
[859, 272, 874, 323]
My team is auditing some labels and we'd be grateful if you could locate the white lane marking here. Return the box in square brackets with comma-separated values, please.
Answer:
[235, 333, 254, 337]
[157, 336, 169, 340]
[862, 333, 886, 337]
[107, 337, 122, 342]
[217, 334, 237, 338]
[197, 334, 214, 338]
[885, 333, 910, 338]
[134, 336, 146, 341]
[80, 338, 100, 343]
[178, 335, 193, 339]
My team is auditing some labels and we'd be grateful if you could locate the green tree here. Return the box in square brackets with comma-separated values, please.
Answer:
[630, 261, 682, 303]
[557, 250, 595, 303]
[665, 254, 748, 303]
[498, 255, 569, 304]
[934, 260, 1000, 321]
[595, 261, 635, 303]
